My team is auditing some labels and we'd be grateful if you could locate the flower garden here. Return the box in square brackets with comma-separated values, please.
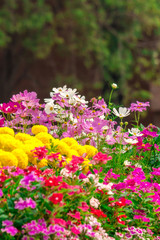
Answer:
[0, 85, 160, 240]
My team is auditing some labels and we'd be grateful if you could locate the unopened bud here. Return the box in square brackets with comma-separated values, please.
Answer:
[120, 122, 123, 127]
[111, 83, 118, 89]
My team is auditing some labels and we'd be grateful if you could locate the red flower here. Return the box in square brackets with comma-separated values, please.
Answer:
[51, 218, 67, 227]
[67, 211, 81, 220]
[117, 214, 127, 225]
[44, 176, 62, 187]
[115, 197, 132, 207]
[31, 146, 48, 160]
[47, 152, 60, 161]
[49, 193, 63, 204]
[90, 207, 107, 218]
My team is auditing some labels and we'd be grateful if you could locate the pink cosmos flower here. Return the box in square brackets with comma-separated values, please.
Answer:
[130, 101, 150, 112]
[0, 102, 21, 114]
[142, 129, 158, 138]
[93, 99, 111, 115]
[136, 137, 152, 151]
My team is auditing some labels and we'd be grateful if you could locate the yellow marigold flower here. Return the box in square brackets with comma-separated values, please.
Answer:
[70, 144, 86, 156]
[37, 158, 48, 168]
[31, 125, 48, 135]
[24, 137, 44, 147]
[0, 135, 23, 152]
[15, 132, 33, 142]
[21, 144, 37, 165]
[12, 149, 28, 169]
[0, 151, 18, 167]
[61, 137, 78, 146]
[0, 127, 14, 137]
[81, 158, 92, 174]
[84, 145, 98, 159]
[56, 142, 71, 156]
[67, 149, 79, 158]
[35, 132, 57, 149]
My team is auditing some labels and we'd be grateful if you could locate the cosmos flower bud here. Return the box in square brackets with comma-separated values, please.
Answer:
[111, 83, 118, 89]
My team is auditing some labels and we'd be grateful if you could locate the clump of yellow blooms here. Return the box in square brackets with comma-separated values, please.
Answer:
[15, 132, 33, 142]
[0, 125, 97, 170]
[12, 149, 28, 169]
[35, 132, 57, 149]
[31, 125, 48, 135]
[0, 150, 18, 167]
[81, 158, 92, 174]
[83, 145, 98, 158]
[37, 158, 48, 168]
[0, 127, 14, 137]
[61, 137, 78, 146]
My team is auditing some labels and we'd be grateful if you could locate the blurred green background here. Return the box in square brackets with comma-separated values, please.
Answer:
[0, 0, 160, 124]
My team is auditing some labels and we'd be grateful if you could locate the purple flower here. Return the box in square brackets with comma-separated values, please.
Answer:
[14, 197, 36, 210]
[0, 188, 3, 197]
[2, 220, 13, 227]
[1, 226, 18, 236]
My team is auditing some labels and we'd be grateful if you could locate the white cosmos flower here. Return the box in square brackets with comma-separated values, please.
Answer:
[113, 107, 130, 118]
[124, 138, 138, 144]
[128, 128, 143, 137]
[52, 85, 67, 94]
[44, 102, 55, 114]
[44, 98, 54, 104]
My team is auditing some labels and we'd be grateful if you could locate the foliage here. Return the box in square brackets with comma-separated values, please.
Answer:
[1, 1, 160, 101]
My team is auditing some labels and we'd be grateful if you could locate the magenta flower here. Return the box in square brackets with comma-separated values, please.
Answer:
[31, 146, 48, 160]
[142, 129, 158, 138]
[0, 102, 21, 114]
[151, 168, 160, 176]
[1, 226, 18, 236]
[130, 101, 150, 112]
[136, 137, 152, 151]
[133, 215, 150, 222]
[2, 220, 13, 227]
[92, 152, 112, 164]
[154, 144, 160, 151]
[0, 116, 5, 127]
[0, 188, 3, 197]
[14, 197, 36, 210]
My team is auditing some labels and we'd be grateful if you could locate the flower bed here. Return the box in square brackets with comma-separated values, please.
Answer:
[0, 85, 160, 239]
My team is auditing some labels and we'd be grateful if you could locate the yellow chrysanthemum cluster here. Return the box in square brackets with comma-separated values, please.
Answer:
[0, 126, 98, 170]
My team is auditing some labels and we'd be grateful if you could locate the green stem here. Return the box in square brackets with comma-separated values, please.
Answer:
[108, 89, 113, 109]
